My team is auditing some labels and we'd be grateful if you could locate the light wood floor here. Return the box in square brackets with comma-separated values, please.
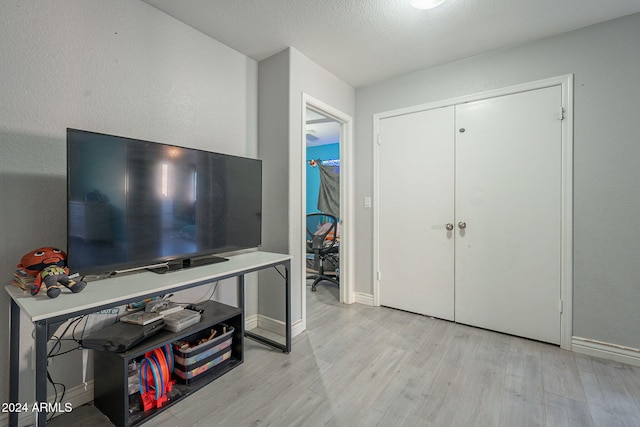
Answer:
[52, 282, 640, 426]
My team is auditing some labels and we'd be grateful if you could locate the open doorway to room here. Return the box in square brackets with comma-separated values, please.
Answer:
[301, 95, 354, 332]
[305, 108, 341, 299]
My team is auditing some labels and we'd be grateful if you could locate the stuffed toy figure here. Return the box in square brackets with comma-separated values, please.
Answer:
[17, 247, 87, 298]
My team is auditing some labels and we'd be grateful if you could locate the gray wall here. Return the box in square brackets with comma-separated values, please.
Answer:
[354, 13, 640, 349]
[258, 47, 354, 323]
[0, 0, 257, 413]
[257, 49, 292, 320]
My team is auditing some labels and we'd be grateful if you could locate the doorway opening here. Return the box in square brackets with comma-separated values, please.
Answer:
[301, 94, 354, 332]
[305, 108, 341, 297]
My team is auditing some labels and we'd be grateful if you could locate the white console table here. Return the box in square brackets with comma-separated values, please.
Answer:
[6, 251, 292, 426]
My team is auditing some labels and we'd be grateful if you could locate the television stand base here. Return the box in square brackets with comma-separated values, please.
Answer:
[148, 256, 229, 274]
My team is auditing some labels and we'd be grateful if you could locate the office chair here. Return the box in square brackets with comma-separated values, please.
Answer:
[306, 213, 339, 292]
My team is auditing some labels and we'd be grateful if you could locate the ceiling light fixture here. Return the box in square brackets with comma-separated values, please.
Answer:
[411, 0, 447, 10]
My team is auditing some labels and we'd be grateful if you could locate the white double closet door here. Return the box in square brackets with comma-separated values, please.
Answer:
[377, 86, 562, 344]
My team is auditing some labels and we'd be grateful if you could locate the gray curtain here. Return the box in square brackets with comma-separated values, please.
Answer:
[317, 164, 340, 218]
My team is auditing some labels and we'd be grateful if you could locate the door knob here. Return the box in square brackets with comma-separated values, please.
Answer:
[445, 223, 454, 231]
[458, 221, 467, 229]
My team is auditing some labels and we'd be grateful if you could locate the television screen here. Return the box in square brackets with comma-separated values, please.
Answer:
[67, 129, 262, 275]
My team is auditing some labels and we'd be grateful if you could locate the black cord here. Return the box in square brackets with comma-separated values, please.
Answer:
[44, 316, 84, 421]
[172, 281, 219, 305]
[46, 369, 66, 422]
[48, 346, 82, 358]
[201, 281, 219, 302]
[48, 316, 85, 357]
[73, 315, 91, 342]
[272, 265, 287, 281]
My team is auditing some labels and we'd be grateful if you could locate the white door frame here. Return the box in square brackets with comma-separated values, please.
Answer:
[301, 94, 355, 328]
[372, 75, 574, 350]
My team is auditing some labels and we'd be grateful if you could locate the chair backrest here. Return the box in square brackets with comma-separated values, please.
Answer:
[306, 213, 338, 252]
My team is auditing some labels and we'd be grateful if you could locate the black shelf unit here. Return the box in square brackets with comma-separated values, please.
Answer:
[93, 300, 243, 427]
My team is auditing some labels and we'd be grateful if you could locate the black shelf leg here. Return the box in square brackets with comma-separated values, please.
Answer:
[35, 320, 48, 425]
[9, 299, 20, 427]
[285, 260, 291, 353]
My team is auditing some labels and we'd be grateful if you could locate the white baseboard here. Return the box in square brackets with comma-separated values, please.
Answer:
[247, 313, 304, 338]
[256, 314, 284, 336]
[58, 378, 94, 410]
[245, 313, 259, 330]
[355, 292, 374, 306]
[572, 336, 640, 367]
[291, 318, 305, 337]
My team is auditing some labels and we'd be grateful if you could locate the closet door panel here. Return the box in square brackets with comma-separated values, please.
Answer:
[378, 107, 455, 320]
[454, 86, 562, 344]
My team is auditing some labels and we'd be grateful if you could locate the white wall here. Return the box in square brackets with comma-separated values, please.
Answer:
[258, 48, 354, 324]
[354, 13, 640, 350]
[0, 0, 257, 414]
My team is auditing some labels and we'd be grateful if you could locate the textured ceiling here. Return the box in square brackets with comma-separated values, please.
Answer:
[142, 0, 640, 88]
[306, 109, 340, 147]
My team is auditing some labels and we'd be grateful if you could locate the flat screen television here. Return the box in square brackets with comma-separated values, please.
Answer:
[67, 129, 262, 275]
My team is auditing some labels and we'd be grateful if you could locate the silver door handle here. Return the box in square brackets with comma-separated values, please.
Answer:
[458, 221, 467, 229]
[445, 223, 454, 231]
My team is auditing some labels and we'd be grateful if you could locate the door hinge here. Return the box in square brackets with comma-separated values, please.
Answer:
[559, 299, 563, 314]
[559, 108, 565, 121]
[377, 134, 381, 146]
[377, 271, 382, 281]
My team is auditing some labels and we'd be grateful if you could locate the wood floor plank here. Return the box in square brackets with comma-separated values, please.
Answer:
[413, 324, 485, 425]
[401, 316, 455, 370]
[541, 345, 588, 402]
[579, 356, 640, 427]
[323, 346, 409, 425]
[449, 328, 510, 427]
[499, 338, 546, 427]
[545, 392, 594, 427]
[48, 403, 113, 427]
[372, 362, 433, 426]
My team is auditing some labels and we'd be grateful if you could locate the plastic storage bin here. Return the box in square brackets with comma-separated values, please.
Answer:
[174, 351, 231, 382]
[172, 324, 233, 384]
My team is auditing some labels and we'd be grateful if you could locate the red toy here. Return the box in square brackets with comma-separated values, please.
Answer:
[17, 247, 87, 298]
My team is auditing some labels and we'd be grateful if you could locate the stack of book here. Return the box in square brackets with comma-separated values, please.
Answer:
[12, 268, 34, 291]
[119, 301, 185, 326]
[164, 309, 202, 332]
[119, 311, 164, 326]
[150, 301, 184, 316]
